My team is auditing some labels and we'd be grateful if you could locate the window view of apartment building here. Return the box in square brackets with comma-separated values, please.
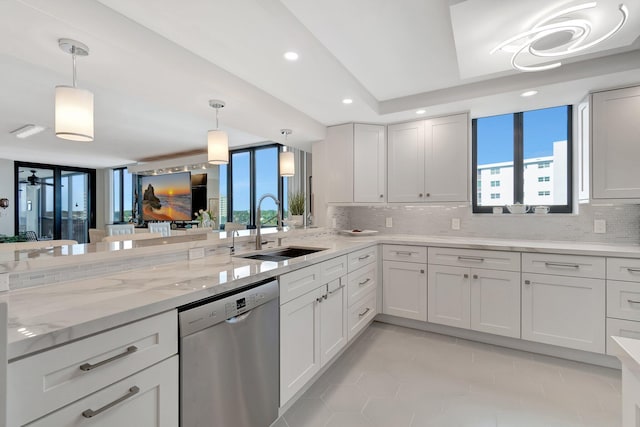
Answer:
[477, 140, 567, 206]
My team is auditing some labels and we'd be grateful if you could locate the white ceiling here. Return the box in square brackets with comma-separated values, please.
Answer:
[0, 0, 638, 168]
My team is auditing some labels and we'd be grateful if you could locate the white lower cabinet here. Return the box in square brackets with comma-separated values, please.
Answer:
[280, 275, 349, 406]
[428, 265, 469, 329]
[427, 265, 520, 338]
[522, 273, 605, 353]
[26, 355, 178, 427]
[471, 269, 521, 338]
[383, 260, 427, 321]
[320, 279, 348, 366]
[280, 286, 324, 406]
[8, 310, 178, 426]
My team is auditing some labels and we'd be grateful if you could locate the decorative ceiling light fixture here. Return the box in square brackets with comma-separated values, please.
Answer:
[207, 100, 229, 165]
[55, 39, 94, 141]
[279, 129, 295, 177]
[491, 2, 629, 72]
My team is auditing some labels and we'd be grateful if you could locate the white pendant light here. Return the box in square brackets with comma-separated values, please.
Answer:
[208, 100, 229, 164]
[55, 39, 94, 142]
[279, 129, 295, 177]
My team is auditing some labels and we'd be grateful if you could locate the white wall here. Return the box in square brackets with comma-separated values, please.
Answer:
[0, 159, 15, 236]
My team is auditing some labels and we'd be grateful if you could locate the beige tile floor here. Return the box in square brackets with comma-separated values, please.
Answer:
[275, 322, 621, 427]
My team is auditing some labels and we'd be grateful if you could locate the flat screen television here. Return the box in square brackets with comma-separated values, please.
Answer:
[140, 172, 192, 221]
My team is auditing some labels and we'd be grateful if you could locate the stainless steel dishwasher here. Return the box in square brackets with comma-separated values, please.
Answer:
[179, 278, 279, 427]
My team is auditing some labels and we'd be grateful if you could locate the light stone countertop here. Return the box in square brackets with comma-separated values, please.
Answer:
[4, 231, 640, 361]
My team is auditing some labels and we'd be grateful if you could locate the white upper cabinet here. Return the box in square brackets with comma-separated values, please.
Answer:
[324, 123, 386, 203]
[325, 124, 354, 203]
[388, 113, 469, 202]
[592, 85, 640, 200]
[388, 120, 425, 202]
[354, 124, 386, 203]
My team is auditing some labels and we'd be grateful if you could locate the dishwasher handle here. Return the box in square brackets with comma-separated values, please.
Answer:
[225, 310, 253, 324]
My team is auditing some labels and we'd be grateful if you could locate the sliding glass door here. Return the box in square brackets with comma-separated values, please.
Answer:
[15, 162, 96, 243]
[61, 170, 90, 243]
[17, 167, 55, 240]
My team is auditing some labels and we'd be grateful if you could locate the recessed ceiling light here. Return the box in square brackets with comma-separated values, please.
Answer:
[416, 109, 426, 115]
[284, 51, 299, 61]
[521, 90, 538, 97]
[10, 124, 46, 139]
[342, 98, 353, 104]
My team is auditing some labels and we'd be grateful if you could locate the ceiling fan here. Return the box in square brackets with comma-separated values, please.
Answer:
[19, 170, 54, 186]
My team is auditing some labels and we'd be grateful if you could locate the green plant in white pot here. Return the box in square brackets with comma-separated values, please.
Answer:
[288, 192, 305, 228]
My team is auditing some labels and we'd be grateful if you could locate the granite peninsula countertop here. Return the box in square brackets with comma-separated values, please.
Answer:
[4, 231, 640, 361]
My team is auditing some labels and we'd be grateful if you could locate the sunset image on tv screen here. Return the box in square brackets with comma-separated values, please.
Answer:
[141, 172, 192, 221]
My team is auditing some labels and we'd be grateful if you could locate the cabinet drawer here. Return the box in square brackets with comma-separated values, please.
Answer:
[280, 264, 322, 304]
[8, 310, 177, 426]
[522, 253, 605, 279]
[321, 255, 348, 283]
[348, 290, 377, 341]
[348, 246, 377, 272]
[428, 247, 520, 271]
[383, 244, 427, 263]
[607, 280, 640, 321]
[347, 263, 377, 306]
[608, 258, 640, 282]
[606, 318, 640, 355]
[26, 355, 178, 427]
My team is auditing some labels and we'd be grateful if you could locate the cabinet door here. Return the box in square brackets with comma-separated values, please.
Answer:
[280, 286, 324, 405]
[320, 279, 348, 366]
[325, 123, 354, 203]
[470, 269, 521, 338]
[354, 124, 386, 203]
[427, 265, 470, 329]
[577, 99, 590, 202]
[424, 113, 469, 202]
[387, 120, 425, 202]
[522, 273, 605, 353]
[592, 85, 640, 199]
[383, 260, 427, 321]
[26, 355, 178, 427]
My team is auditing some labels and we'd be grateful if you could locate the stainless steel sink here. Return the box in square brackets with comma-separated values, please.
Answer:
[236, 246, 327, 262]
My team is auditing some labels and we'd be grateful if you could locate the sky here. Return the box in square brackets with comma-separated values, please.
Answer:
[477, 106, 568, 165]
[140, 173, 191, 196]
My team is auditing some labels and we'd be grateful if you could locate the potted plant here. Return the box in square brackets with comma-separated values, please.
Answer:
[288, 192, 305, 228]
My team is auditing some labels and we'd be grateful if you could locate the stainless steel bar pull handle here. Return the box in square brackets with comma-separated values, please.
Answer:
[396, 251, 414, 256]
[628, 299, 640, 304]
[458, 256, 484, 262]
[358, 254, 371, 260]
[544, 262, 579, 269]
[358, 307, 371, 317]
[79, 346, 138, 371]
[627, 268, 640, 273]
[82, 386, 140, 418]
[358, 278, 371, 286]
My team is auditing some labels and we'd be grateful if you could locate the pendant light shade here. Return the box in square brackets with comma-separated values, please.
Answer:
[55, 86, 94, 141]
[280, 150, 295, 177]
[55, 39, 94, 142]
[208, 129, 229, 164]
[208, 100, 229, 164]
[279, 129, 294, 177]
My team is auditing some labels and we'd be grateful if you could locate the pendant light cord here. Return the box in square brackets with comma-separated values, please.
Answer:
[72, 47, 77, 88]
[216, 107, 219, 129]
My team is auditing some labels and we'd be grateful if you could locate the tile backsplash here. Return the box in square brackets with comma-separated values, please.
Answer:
[329, 203, 640, 244]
